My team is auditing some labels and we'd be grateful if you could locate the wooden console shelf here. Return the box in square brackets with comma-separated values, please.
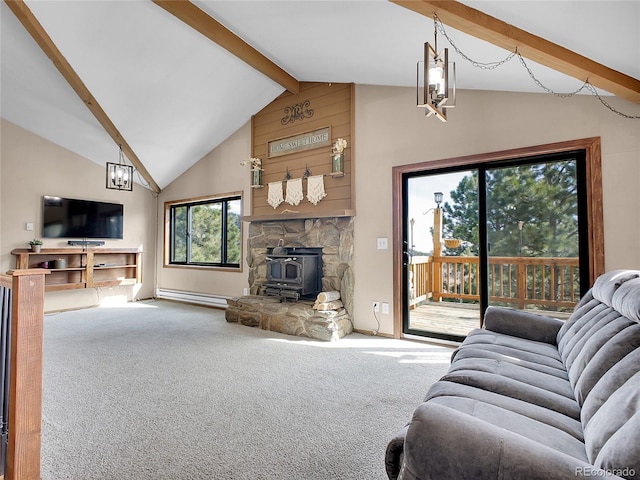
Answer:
[11, 248, 142, 292]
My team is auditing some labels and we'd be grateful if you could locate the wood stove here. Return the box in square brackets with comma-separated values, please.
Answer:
[263, 247, 322, 301]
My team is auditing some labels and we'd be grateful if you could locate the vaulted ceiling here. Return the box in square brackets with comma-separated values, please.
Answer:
[2, 1, 639, 192]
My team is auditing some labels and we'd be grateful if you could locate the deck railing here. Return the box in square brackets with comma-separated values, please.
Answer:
[410, 255, 580, 310]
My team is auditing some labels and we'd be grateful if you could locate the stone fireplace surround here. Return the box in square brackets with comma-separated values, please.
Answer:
[225, 217, 354, 340]
[247, 217, 354, 314]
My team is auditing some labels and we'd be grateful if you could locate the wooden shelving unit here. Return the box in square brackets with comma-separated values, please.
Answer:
[11, 248, 142, 292]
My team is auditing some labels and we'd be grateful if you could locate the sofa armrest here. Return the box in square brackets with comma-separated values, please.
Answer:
[385, 425, 408, 480]
[483, 306, 563, 344]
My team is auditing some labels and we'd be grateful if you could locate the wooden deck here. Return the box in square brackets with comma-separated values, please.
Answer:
[409, 302, 573, 338]
[409, 302, 481, 337]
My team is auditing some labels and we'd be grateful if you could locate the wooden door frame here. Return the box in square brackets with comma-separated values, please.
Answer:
[391, 137, 603, 339]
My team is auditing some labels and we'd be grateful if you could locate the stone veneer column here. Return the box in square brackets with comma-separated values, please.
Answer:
[246, 217, 354, 316]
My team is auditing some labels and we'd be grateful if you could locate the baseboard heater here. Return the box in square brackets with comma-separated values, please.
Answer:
[154, 289, 229, 309]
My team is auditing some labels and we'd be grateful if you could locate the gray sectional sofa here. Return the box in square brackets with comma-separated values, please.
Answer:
[386, 269, 640, 480]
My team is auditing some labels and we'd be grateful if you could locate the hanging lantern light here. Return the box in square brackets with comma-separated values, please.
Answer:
[417, 18, 456, 121]
[106, 145, 134, 191]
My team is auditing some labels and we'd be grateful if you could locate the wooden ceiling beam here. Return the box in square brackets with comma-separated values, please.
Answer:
[153, 0, 300, 95]
[391, 0, 640, 104]
[4, 0, 161, 193]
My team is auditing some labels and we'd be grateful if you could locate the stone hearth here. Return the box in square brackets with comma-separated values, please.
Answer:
[226, 296, 352, 341]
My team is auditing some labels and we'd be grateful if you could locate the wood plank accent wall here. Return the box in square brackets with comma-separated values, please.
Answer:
[246, 82, 355, 221]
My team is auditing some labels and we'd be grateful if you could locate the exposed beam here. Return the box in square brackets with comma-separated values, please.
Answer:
[391, 0, 640, 105]
[4, 0, 161, 193]
[153, 0, 299, 95]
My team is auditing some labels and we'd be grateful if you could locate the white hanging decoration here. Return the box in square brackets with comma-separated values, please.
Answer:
[285, 178, 304, 206]
[306, 175, 327, 205]
[267, 181, 284, 209]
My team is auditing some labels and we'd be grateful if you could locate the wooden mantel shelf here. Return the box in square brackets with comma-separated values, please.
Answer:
[242, 209, 356, 223]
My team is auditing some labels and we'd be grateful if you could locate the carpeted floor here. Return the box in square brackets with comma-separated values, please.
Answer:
[41, 300, 454, 480]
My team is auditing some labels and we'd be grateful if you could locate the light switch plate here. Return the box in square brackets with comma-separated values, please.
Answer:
[376, 237, 388, 250]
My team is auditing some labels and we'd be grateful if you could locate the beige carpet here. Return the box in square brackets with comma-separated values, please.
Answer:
[41, 300, 453, 480]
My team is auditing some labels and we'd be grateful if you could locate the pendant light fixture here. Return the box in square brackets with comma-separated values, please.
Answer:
[106, 145, 134, 191]
[417, 18, 456, 121]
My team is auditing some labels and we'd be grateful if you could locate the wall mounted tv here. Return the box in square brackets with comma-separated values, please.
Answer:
[43, 196, 124, 239]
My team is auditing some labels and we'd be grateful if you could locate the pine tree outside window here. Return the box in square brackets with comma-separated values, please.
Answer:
[168, 195, 241, 268]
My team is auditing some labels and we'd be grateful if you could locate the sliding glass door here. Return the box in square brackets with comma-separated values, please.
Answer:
[402, 151, 590, 342]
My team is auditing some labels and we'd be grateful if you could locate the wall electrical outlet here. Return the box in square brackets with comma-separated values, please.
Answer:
[382, 302, 390, 314]
[373, 301, 380, 313]
[243, 288, 248, 296]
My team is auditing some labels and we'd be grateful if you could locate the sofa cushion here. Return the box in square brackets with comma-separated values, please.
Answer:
[483, 306, 563, 344]
[582, 348, 640, 426]
[558, 306, 619, 368]
[425, 381, 584, 441]
[584, 371, 640, 475]
[612, 277, 640, 323]
[589, 269, 640, 307]
[455, 329, 564, 370]
[557, 296, 601, 347]
[448, 357, 576, 399]
[402, 401, 596, 480]
[572, 323, 640, 405]
[429, 396, 589, 460]
[452, 346, 569, 379]
[439, 369, 581, 419]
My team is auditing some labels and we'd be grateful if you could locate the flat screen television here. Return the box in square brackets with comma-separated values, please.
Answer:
[43, 196, 124, 239]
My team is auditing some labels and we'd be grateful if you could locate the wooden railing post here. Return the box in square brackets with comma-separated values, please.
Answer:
[6, 269, 48, 480]
[517, 262, 527, 309]
[432, 258, 442, 302]
[432, 208, 443, 302]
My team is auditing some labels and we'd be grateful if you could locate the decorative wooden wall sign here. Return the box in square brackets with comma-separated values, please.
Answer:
[268, 126, 331, 158]
[246, 82, 355, 221]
